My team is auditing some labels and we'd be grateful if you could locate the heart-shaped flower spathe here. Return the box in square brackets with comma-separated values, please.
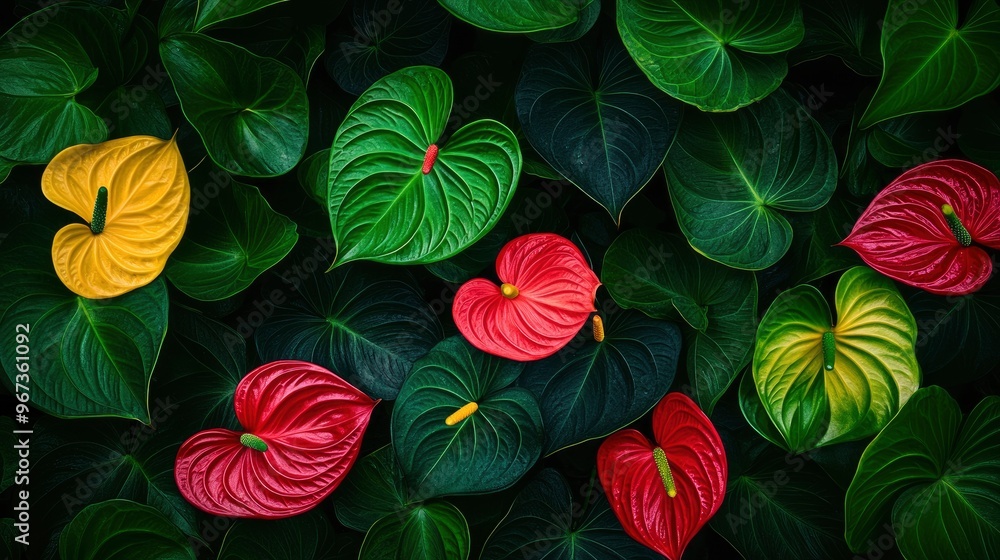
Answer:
[452, 233, 600, 361]
[41, 134, 190, 299]
[597, 392, 727, 560]
[175, 360, 377, 519]
[840, 159, 1000, 295]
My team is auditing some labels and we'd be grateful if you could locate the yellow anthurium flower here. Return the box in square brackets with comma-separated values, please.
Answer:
[41, 135, 190, 299]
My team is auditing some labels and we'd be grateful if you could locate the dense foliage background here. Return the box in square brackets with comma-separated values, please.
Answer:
[1, 0, 999, 558]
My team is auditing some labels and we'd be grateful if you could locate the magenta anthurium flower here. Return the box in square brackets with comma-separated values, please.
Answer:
[840, 159, 1000, 295]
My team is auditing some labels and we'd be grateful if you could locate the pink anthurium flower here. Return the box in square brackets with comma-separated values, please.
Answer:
[840, 159, 1000, 295]
[175, 360, 377, 519]
[598, 393, 727, 560]
[452, 233, 600, 361]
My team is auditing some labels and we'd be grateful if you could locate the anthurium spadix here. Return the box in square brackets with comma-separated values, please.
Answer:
[175, 360, 378, 519]
[452, 233, 601, 361]
[840, 159, 1000, 295]
[326, 65, 520, 267]
[41, 135, 190, 299]
[597, 392, 727, 560]
[749, 266, 920, 452]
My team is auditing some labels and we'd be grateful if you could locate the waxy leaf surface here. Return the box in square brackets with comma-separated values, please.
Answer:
[751, 266, 920, 451]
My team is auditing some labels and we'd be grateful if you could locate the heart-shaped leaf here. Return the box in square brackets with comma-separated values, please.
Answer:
[334, 445, 413, 533]
[751, 266, 920, 451]
[60, 500, 195, 560]
[359, 501, 470, 560]
[790, 0, 884, 76]
[519, 307, 681, 454]
[0, 3, 154, 167]
[453, 233, 600, 361]
[0, 224, 167, 421]
[166, 175, 297, 301]
[161, 33, 309, 177]
[709, 402, 853, 559]
[219, 510, 338, 559]
[194, 0, 288, 31]
[436, 0, 594, 32]
[908, 282, 1000, 384]
[392, 336, 543, 499]
[617, 0, 804, 111]
[515, 38, 679, 222]
[664, 89, 838, 270]
[327, 66, 520, 266]
[845, 386, 1000, 559]
[602, 230, 758, 414]
[527, 0, 600, 43]
[174, 360, 378, 518]
[840, 159, 1000, 295]
[867, 113, 952, 168]
[255, 259, 443, 400]
[42, 135, 190, 299]
[597, 392, 728, 560]
[859, 0, 1000, 127]
[328, 0, 451, 95]
[481, 468, 664, 559]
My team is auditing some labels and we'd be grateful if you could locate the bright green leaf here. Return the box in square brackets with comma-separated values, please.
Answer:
[359, 501, 470, 560]
[752, 266, 920, 451]
[859, 0, 1000, 127]
[436, 0, 593, 33]
[617, 0, 804, 111]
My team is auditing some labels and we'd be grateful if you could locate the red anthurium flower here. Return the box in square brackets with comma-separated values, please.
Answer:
[840, 159, 1000, 295]
[597, 393, 727, 560]
[175, 360, 377, 519]
[452, 233, 600, 361]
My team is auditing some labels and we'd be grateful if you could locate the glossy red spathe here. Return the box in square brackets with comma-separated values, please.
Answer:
[840, 159, 1000, 295]
[174, 360, 377, 519]
[452, 233, 600, 361]
[597, 392, 727, 560]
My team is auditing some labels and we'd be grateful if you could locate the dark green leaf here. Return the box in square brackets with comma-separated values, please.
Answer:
[787, 193, 863, 284]
[664, 89, 837, 270]
[845, 386, 1000, 559]
[328, 0, 451, 95]
[603, 230, 757, 414]
[359, 501, 470, 560]
[160, 33, 309, 177]
[335, 445, 413, 533]
[219, 510, 337, 559]
[519, 308, 680, 454]
[868, 112, 952, 168]
[436, 0, 593, 33]
[526, 0, 599, 43]
[617, 0, 804, 111]
[790, 0, 885, 75]
[481, 468, 661, 559]
[255, 259, 443, 400]
[859, 0, 1000, 127]
[166, 177, 299, 301]
[194, 0, 288, 31]
[60, 500, 195, 560]
[213, 18, 326, 84]
[516, 38, 680, 222]
[0, 224, 167, 421]
[392, 336, 543, 499]
[908, 282, 1000, 385]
